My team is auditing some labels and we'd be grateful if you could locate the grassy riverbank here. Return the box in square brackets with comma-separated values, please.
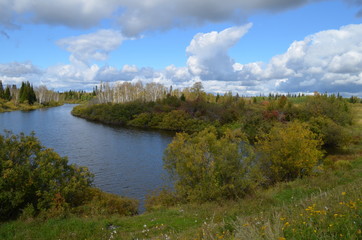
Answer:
[1, 104, 361, 239]
[0, 99, 62, 113]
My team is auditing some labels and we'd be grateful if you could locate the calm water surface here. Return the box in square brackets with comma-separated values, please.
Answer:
[0, 104, 174, 207]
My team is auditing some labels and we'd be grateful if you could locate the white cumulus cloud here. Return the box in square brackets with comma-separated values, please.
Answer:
[266, 24, 362, 94]
[0, 62, 41, 77]
[57, 29, 125, 65]
[186, 24, 252, 81]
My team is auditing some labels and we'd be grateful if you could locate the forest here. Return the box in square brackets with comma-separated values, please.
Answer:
[1, 81, 362, 239]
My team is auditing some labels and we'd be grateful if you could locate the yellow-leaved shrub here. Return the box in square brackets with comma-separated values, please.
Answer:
[257, 121, 324, 183]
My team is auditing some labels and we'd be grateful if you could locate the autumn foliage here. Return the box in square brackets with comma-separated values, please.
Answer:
[257, 121, 324, 183]
[163, 127, 262, 202]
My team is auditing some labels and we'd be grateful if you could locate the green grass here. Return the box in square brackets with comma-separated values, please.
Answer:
[1, 104, 361, 239]
[0, 99, 62, 113]
[234, 179, 362, 240]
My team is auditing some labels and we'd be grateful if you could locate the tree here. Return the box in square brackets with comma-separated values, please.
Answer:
[4, 86, 11, 101]
[190, 82, 204, 100]
[164, 127, 262, 202]
[257, 121, 324, 183]
[19, 81, 37, 104]
[0, 80, 4, 99]
[191, 81, 203, 93]
[35, 85, 48, 104]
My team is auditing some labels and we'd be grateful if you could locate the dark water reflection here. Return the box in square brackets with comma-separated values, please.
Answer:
[0, 104, 174, 209]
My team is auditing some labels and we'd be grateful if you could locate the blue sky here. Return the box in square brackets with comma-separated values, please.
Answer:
[0, 0, 362, 96]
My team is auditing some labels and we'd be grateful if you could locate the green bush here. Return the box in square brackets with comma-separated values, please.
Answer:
[128, 112, 154, 128]
[302, 95, 352, 126]
[242, 105, 274, 143]
[308, 116, 352, 151]
[145, 188, 179, 211]
[72, 188, 138, 217]
[0, 132, 93, 221]
[257, 121, 324, 183]
[163, 110, 210, 132]
[163, 127, 262, 202]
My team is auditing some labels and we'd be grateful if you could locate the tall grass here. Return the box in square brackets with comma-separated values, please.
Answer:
[233, 177, 362, 240]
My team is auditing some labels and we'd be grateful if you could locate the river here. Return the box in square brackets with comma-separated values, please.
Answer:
[0, 104, 174, 208]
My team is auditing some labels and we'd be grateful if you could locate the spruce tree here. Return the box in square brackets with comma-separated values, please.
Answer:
[29, 84, 37, 104]
[0, 80, 4, 99]
[19, 81, 37, 104]
[4, 86, 11, 101]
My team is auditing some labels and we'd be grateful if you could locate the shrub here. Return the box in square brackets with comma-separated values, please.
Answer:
[257, 121, 324, 183]
[302, 95, 352, 126]
[73, 188, 138, 217]
[308, 116, 352, 151]
[158, 110, 208, 132]
[0, 131, 93, 221]
[242, 105, 274, 143]
[128, 112, 153, 128]
[163, 127, 262, 202]
[145, 188, 179, 211]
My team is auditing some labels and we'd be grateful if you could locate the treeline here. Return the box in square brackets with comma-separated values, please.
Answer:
[93, 81, 228, 104]
[94, 82, 167, 103]
[61, 90, 95, 103]
[0, 80, 95, 107]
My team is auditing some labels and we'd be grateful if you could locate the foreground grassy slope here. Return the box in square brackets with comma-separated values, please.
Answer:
[1, 104, 361, 240]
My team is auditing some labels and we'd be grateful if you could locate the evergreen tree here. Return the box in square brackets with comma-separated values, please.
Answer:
[19, 81, 37, 104]
[0, 81, 4, 99]
[19, 82, 26, 102]
[216, 93, 220, 102]
[29, 86, 36, 104]
[180, 93, 186, 101]
[4, 86, 11, 101]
